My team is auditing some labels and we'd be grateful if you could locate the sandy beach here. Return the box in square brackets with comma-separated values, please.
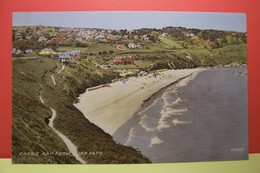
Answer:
[74, 68, 203, 135]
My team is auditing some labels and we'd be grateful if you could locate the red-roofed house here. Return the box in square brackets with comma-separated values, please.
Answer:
[114, 56, 134, 65]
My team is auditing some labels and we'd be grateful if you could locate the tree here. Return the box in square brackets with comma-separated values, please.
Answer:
[25, 27, 33, 35]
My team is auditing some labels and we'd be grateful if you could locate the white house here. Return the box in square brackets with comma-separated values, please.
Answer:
[38, 36, 47, 42]
[128, 43, 137, 49]
[25, 49, 33, 54]
[142, 35, 149, 41]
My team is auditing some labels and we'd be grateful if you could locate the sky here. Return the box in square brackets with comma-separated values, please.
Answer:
[13, 12, 246, 32]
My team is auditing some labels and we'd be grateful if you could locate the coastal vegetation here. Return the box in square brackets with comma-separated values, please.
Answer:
[12, 25, 246, 163]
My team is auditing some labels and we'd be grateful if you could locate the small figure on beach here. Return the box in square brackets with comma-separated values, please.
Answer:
[122, 79, 127, 84]
[153, 72, 157, 78]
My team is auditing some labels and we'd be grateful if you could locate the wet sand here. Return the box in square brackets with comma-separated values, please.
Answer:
[74, 68, 203, 135]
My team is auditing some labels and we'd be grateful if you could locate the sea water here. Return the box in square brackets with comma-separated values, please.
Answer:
[113, 67, 248, 163]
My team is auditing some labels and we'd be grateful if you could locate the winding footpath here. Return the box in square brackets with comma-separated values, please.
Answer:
[39, 65, 86, 164]
[51, 65, 65, 86]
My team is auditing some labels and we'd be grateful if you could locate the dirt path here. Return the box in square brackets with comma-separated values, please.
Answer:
[48, 108, 86, 164]
[39, 77, 86, 163]
[51, 65, 65, 86]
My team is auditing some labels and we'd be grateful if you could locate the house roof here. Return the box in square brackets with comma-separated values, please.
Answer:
[42, 48, 54, 51]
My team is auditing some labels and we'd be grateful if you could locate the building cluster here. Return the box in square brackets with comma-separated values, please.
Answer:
[38, 48, 81, 63]
[13, 26, 155, 45]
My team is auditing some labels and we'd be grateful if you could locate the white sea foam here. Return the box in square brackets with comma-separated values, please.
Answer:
[161, 108, 188, 115]
[157, 113, 171, 130]
[172, 119, 192, 126]
[155, 71, 201, 130]
[162, 96, 181, 107]
[124, 128, 135, 145]
[138, 97, 164, 132]
[157, 96, 188, 130]
[149, 136, 164, 147]
[139, 114, 154, 132]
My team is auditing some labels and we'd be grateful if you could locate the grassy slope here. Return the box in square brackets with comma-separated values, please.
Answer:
[12, 58, 150, 164]
[85, 36, 246, 70]
[12, 59, 79, 164]
[158, 35, 183, 49]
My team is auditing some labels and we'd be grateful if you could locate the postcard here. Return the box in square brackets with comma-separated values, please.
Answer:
[12, 11, 247, 164]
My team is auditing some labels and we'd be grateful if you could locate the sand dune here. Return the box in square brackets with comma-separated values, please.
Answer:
[74, 68, 203, 135]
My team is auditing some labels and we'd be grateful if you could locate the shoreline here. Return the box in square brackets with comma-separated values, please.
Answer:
[113, 66, 248, 163]
[74, 68, 205, 135]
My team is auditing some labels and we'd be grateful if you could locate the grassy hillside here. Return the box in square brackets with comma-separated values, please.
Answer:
[12, 58, 151, 164]
[12, 59, 78, 163]
[158, 35, 183, 49]
[12, 25, 246, 164]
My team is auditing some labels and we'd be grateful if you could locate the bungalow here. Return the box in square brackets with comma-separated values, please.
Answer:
[184, 33, 195, 37]
[25, 49, 33, 54]
[142, 35, 149, 41]
[133, 35, 139, 40]
[128, 43, 142, 49]
[12, 48, 16, 55]
[16, 49, 23, 55]
[128, 43, 137, 49]
[12, 48, 23, 56]
[114, 55, 134, 65]
[39, 48, 56, 56]
[38, 36, 47, 42]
